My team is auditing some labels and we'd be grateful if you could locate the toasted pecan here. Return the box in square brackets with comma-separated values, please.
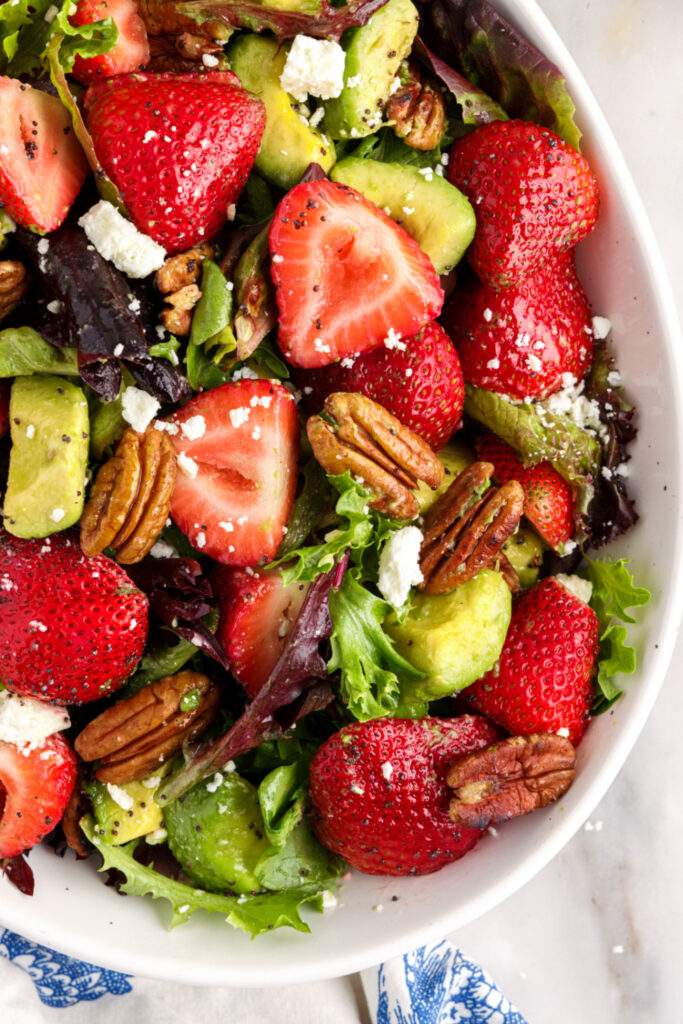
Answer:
[155, 244, 212, 336]
[80, 426, 177, 564]
[307, 392, 444, 519]
[386, 63, 447, 151]
[75, 671, 220, 784]
[448, 734, 576, 830]
[0, 260, 28, 322]
[420, 462, 524, 593]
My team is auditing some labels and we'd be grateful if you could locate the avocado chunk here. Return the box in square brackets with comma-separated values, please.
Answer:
[229, 34, 336, 190]
[503, 526, 544, 589]
[323, 0, 419, 140]
[4, 375, 88, 539]
[331, 157, 476, 273]
[386, 569, 511, 703]
[87, 777, 164, 846]
[164, 771, 269, 894]
[415, 440, 474, 513]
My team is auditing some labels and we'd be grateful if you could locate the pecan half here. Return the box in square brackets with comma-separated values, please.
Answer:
[156, 244, 212, 336]
[448, 734, 576, 830]
[0, 260, 28, 322]
[420, 462, 524, 593]
[75, 671, 220, 784]
[80, 425, 177, 564]
[386, 63, 447, 151]
[307, 392, 444, 519]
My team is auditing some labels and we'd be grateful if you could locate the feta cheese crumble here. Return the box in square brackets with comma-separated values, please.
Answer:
[591, 315, 612, 340]
[181, 415, 206, 441]
[106, 783, 135, 811]
[279, 35, 346, 103]
[78, 201, 166, 279]
[378, 526, 424, 608]
[177, 452, 199, 478]
[150, 539, 177, 559]
[50, 507, 65, 523]
[555, 574, 593, 605]
[320, 890, 338, 912]
[0, 691, 70, 753]
[381, 761, 394, 781]
[121, 386, 160, 434]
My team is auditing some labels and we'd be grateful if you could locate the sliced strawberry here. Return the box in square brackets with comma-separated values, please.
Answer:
[298, 321, 464, 450]
[476, 433, 575, 550]
[0, 734, 77, 858]
[71, 0, 150, 83]
[85, 72, 263, 252]
[444, 254, 593, 400]
[269, 180, 444, 369]
[0, 381, 9, 438]
[0, 78, 88, 233]
[168, 380, 299, 566]
[215, 568, 309, 697]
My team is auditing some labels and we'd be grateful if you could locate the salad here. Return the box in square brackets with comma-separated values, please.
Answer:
[0, 0, 651, 936]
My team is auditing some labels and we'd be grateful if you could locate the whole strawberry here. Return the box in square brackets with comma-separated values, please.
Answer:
[309, 715, 499, 876]
[444, 254, 592, 400]
[466, 577, 599, 743]
[298, 321, 464, 450]
[448, 119, 599, 287]
[0, 531, 148, 704]
[475, 433, 575, 550]
[85, 72, 265, 252]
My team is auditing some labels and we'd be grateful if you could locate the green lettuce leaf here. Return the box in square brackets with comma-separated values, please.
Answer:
[0, 327, 78, 377]
[1, 0, 116, 77]
[148, 335, 181, 366]
[581, 558, 651, 712]
[190, 260, 237, 360]
[120, 638, 199, 698]
[276, 460, 335, 558]
[81, 816, 326, 936]
[328, 572, 424, 721]
[257, 761, 307, 849]
[255, 820, 344, 892]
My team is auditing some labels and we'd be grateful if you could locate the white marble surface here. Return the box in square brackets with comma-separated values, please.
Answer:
[451, 3, 683, 1022]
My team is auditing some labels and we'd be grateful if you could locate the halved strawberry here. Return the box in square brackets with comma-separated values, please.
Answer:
[269, 180, 444, 369]
[0, 78, 88, 233]
[0, 381, 9, 438]
[168, 380, 299, 566]
[298, 321, 464, 450]
[476, 433, 575, 550]
[0, 734, 77, 858]
[70, 0, 150, 83]
[215, 568, 309, 697]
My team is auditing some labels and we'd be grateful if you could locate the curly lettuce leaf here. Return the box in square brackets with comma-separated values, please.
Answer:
[328, 571, 423, 721]
[81, 816, 325, 935]
[581, 558, 651, 712]
[1, 0, 116, 77]
[421, 0, 581, 149]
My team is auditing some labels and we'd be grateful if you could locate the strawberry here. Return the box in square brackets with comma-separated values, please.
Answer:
[215, 568, 309, 698]
[0, 734, 77, 858]
[70, 0, 150, 83]
[448, 119, 599, 287]
[85, 72, 264, 252]
[444, 254, 593, 400]
[466, 577, 599, 744]
[298, 321, 464, 450]
[0, 78, 87, 233]
[475, 433, 575, 550]
[269, 180, 444, 369]
[168, 379, 299, 567]
[309, 715, 499, 876]
[0, 381, 9, 438]
[0, 531, 148, 704]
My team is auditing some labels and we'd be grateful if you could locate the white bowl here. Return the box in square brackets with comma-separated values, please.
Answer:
[2, 0, 682, 987]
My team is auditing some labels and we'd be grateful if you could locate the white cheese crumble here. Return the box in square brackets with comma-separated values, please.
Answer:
[46, 299, 62, 314]
[150, 539, 177, 559]
[121, 386, 160, 434]
[25, 424, 35, 439]
[556, 727, 571, 738]
[181, 415, 206, 441]
[320, 890, 338, 911]
[78, 201, 166, 279]
[206, 771, 224, 793]
[592, 315, 612, 340]
[555, 574, 593, 605]
[0, 691, 70, 754]
[378, 526, 424, 608]
[384, 327, 406, 351]
[106, 783, 135, 811]
[536, 374, 607, 440]
[145, 827, 168, 845]
[229, 407, 250, 428]
[177, 452, 199, 478]
[50, 507, 65, 523]
[280, 35, 346, 103]
[381, 761, 394, 781]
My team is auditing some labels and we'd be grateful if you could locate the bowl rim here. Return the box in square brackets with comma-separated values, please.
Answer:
[3, 0, 683, 987]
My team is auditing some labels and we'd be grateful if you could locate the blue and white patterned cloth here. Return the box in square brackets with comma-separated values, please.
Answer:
[0, 927, 528, 1022]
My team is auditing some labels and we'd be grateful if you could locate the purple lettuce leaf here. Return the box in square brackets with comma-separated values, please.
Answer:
[158, 557, 348, 804]
[126, 557, 230, 669]
[419, 0, 582, 149]
[168, 0, 389, 39]
[414, 38, 507, 125]
[0, 854, 34, 896]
